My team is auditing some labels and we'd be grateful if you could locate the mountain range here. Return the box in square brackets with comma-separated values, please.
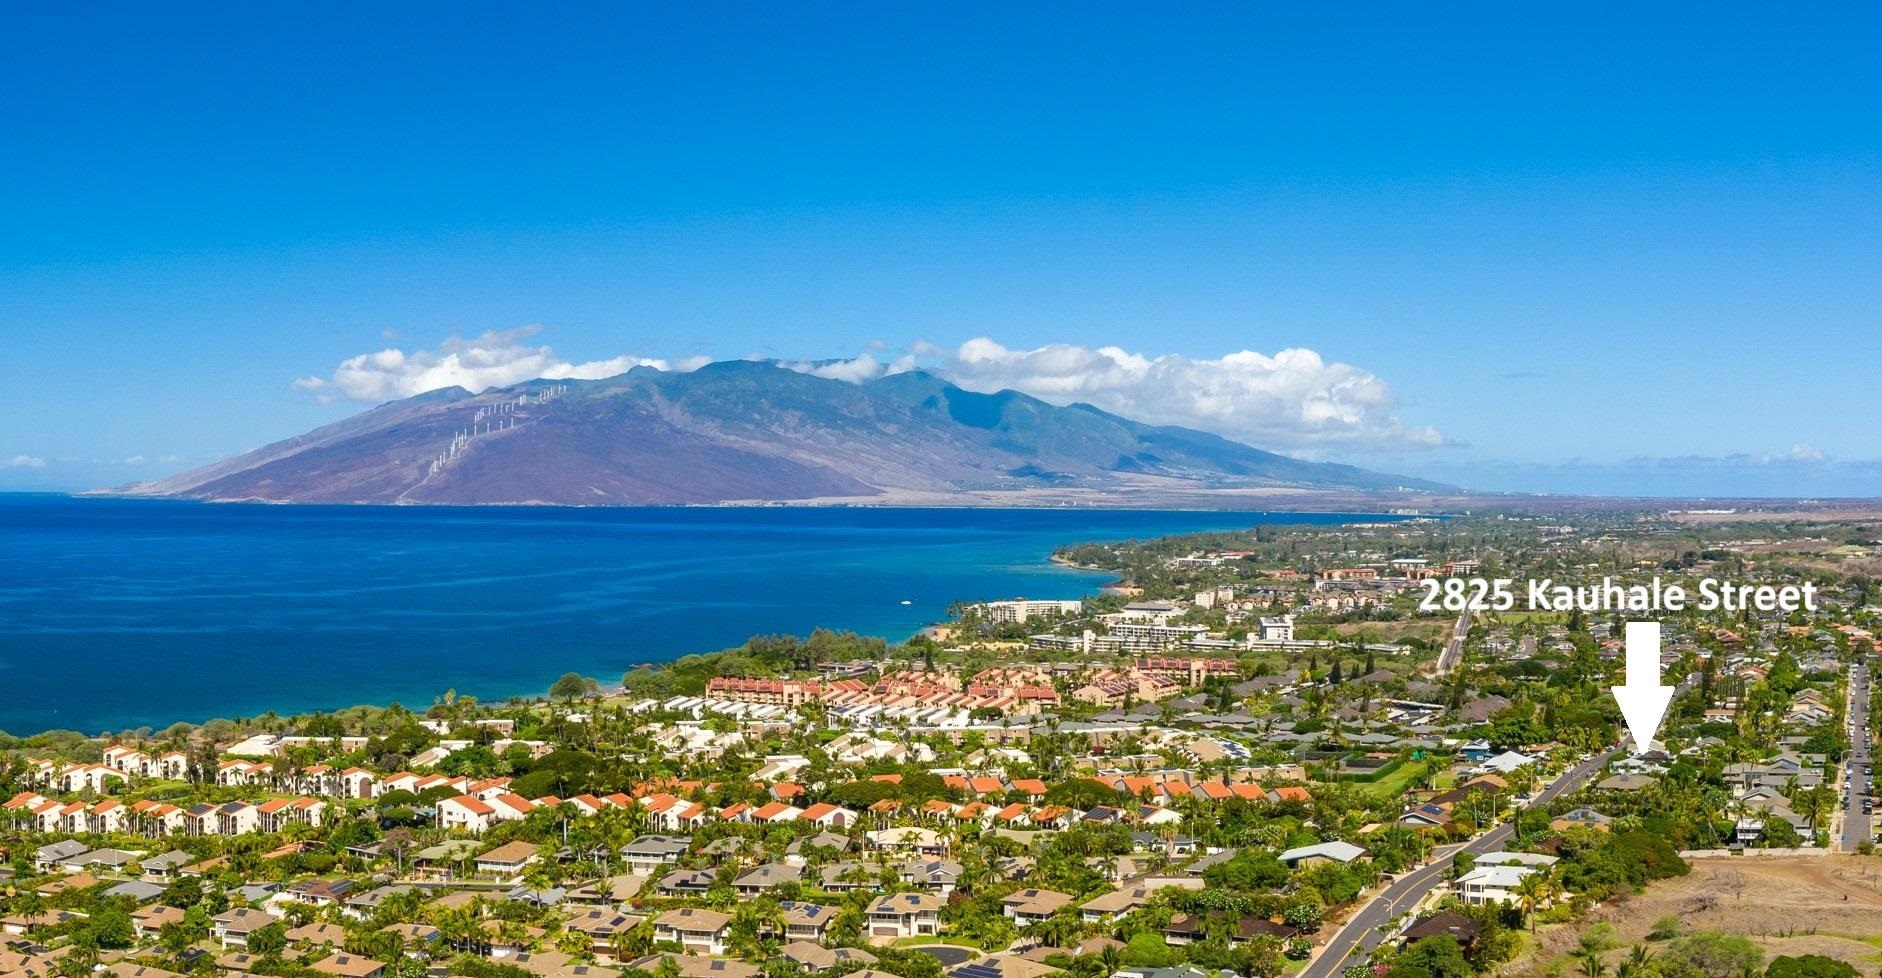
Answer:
[126, 360, 1446, 504]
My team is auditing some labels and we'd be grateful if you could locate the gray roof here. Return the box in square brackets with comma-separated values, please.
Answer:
[36, 840, 90, 861]
[104, 880, 167, 903]
[143, 850, 193, 870]
[733, 863, 802, 888]
[346, 884, 420, 908]
[623, 835, 691, 858]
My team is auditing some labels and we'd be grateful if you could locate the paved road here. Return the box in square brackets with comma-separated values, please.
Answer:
[1434, 609, 1472, 676]
[1300, 748, 1620, 978]
[1842, 661, 1871, 852]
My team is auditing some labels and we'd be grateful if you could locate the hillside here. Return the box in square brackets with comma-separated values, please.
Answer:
[126, 361, 1447, 504]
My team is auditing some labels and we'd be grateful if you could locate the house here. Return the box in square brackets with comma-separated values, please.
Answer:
[287, 922, 349, 947]
[656, 869, 717, 896]
[411, 840, 482, 880]
[780, 942, 878, 971]
[621, 835, 690, 874]
[381, 923, 443, 956]
[33, 840, 90, 873]
[774, 902, 839, 943]
[74, 847, 141, 874]
[799, 803, 858, 829]
[622, 955, 760, 978]
[1164, 914, 1295, 947]
[337, 768, 380, 799]
[751, 801, 803, 823]
[344, 884, 421, 920]
[731, 862, 802, 896]
[1473, 851, 1558, 869]
[480, 920, 549, 957]
[3, 910, 75, 936]
[1455, 864, 1536, 905]
[132, 905, 188, 940]
[867, 892, 946, 938]
[1550, 808, 1613, 832]
[310, 954, 386, 978]
[1079, 886, 1159, 923]
[1002, 888, 1074, 925]
[786, 831, 852, 865]
[141, 851, 193, 881]
[1399, 804, 1453, 829]
[212, 908, 278, 948]
[437, 795, 497, 834]
[475, 842, 541, 881]
[285, 879, 354, 908]
[39, 872, 101, 896]
[108, 967, 184, 978]
[1402, 911, 1481, 948]
[1481, 751, 1536, 774]
[1278, 841, 1367, 867]
[899, 858, 964, 895]
[105, 881, 168, 904]
[653, 907, 731, 955]
[487, 794, 538, 823]
[564, 909, 641, 961]
[866, 826, 948, 855]
[565, 874, 648, 907]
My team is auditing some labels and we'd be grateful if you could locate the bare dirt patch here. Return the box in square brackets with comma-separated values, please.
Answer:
[1518, 856, 1882, 977]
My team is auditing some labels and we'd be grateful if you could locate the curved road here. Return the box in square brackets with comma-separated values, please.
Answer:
[1301, 747, 1620, 978]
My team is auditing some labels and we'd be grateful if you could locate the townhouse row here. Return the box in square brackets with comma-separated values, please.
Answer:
[5, 791, 327, 836]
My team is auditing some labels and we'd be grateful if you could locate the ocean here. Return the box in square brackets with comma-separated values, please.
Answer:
[0, 495, 1401, 734]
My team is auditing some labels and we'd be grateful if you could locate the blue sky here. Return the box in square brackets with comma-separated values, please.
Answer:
[4, 4, 1879, 496]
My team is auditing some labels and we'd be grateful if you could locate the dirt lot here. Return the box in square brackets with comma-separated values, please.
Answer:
[1518, 855, 1882, 977]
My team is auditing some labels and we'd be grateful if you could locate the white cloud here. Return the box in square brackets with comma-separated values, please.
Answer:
[295, 327, 1445, 451]
[295, 326, 708, 402]
[788, 338, 1451, 452]
[4, 455, 46, 469]
[780, 352, 918, 383]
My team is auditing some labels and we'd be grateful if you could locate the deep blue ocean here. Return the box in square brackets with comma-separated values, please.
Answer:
[0, 495, 1400, 734]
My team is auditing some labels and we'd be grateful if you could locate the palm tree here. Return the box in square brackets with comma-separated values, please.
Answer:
[1795, 786, 1832, 830]
[1615, 944, 1654, 978]
[1579, 956, 1609, 978]
[1513, 872, 1549, 931]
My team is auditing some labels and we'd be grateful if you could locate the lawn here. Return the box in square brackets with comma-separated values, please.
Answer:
[1361, 759, 1432, 799]
[892, 936, 983, 948]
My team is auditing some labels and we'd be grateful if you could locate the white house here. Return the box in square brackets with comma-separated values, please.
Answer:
[438, 796, 496, 834]
[1456, 864, 1537, 905]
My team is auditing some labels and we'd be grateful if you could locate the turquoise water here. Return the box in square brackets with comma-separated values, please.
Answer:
[0, 495, 1399, 734]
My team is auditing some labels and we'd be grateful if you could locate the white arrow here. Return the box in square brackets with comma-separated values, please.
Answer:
[1612, 621, 1673, 754]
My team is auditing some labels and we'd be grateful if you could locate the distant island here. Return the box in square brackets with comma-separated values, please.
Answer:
[115, 360, 1450, 506]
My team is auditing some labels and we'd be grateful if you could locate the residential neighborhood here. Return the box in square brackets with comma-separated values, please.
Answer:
[3, 515, 1878, 978]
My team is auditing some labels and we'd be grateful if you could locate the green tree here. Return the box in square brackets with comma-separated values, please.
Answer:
[1386, 936, 1473, 978]
[550, 673, 599, 703]
[1666, 933, 1763, 978]
[1765, 955, 1859, 978]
